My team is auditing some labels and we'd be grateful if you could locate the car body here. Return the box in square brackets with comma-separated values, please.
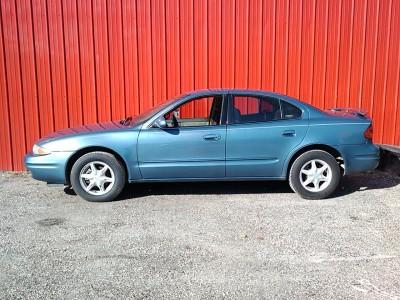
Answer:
[25, 89, 380, 201]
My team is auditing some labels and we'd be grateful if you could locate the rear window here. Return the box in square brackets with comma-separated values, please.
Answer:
[281, 101, 302, 119]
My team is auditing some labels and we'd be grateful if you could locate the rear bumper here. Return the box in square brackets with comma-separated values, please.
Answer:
[337, 144, 380, 175]
[24, 151, 73, 184]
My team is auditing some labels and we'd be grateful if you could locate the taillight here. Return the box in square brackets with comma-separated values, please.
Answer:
[364, 124, 373, 140]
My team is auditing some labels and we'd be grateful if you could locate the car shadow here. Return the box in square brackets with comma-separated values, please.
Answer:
[63, 180, 292, 199]
[331, 171, 400, 198]
[118, 180, 293, 200]
[64, 171, 400, 201]
[119, 171, 400, 200]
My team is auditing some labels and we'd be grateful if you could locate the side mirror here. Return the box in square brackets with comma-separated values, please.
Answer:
[152, 116, 167, 128]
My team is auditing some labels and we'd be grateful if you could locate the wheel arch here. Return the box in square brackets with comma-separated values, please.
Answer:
[284, 144, 344, 179]
[65, 146, 129, 185]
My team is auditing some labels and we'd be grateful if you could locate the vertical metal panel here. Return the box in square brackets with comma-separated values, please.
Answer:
[274, 0, 289, 94]
[248, 0, 262, 89]
[337, 0, 354, 108]
[122, 0, 140, 116]
[348, 0, 368, 110]
[0, 3, 13, 170]
[312, 0, 329, 109]
[107, 0, 125, 120]
[16, 0, 40, 151]
[221, 0, 235, 87]
[165, 0, 180, 99]
[261, 0, 276, 91]
[373, 0, 392, 143]
[77, 0, 97, 124]
[287, 0, 302, 98]
[299, 0, 315, 104]
[325, 0, 342, 108]
[193, 0, 207, 115]
[32, 0, 54, 136]
[47, 0, 69, 130]
[92, 0, 111, 122]
[151, 0, 167, 106]
[362, 0, 380, 116]
[1, 0, 400, 171]
[179, 0, 194, 116]
[234, 0, 249, 88]
[136, 0, 153, 111]
[387, 0, 400, 145]
[1, 0, 26, 170]
[208, 0, 222, 89]
[62, 0, 83, 127]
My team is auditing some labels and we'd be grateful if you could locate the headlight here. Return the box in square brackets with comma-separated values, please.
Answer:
[32, 144, 51, 156]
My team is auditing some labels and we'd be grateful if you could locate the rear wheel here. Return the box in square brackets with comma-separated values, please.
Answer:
[70, 151, 126, 202]
[289, 150, 340, 200]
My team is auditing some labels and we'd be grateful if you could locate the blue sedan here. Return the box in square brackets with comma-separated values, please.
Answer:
[25, 89, 380, 201]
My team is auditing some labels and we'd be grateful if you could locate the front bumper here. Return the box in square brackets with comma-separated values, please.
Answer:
[24, 151, 73, 184]
[337, 144, 380, 175]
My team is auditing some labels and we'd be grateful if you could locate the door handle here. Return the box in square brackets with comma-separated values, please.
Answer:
[282, 130, 296, 137]
[203, 134, 221, 141]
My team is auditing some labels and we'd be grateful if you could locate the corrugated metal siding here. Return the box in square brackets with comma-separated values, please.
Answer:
[1, 0, 399, 171]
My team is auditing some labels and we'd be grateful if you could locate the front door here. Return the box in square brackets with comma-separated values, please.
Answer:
[226, 94, 308, 178]
[137, 95, 226, 179]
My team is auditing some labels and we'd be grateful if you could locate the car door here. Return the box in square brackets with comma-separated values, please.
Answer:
[226, 94, 308, 178]
[137, 95, 227, 179]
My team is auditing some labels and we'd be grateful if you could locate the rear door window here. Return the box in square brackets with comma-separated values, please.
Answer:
[231, 95, 302, 124]
[280, 101, 302, 119]
[232, 96, 281, 124]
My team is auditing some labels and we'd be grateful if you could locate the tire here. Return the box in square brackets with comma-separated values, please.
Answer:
[70, 151, 126, 202]
[288, 150, 341, 200]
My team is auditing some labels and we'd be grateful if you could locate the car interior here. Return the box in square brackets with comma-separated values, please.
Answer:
[233, 96, 282, 123]
[233, 96, 302, 123]
[164, 95, 223, 128]
[163, 95, 302, 128]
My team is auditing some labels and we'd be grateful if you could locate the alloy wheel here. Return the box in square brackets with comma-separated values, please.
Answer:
[299, 159, 332, 192]
[79, 161, 115, 196]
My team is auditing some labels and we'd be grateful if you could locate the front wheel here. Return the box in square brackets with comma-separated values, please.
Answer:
[70, 151, 126, 202]
[289, 150, 341, 200]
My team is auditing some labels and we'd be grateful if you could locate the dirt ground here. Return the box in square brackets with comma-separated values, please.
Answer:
[1, 171, 400, 299]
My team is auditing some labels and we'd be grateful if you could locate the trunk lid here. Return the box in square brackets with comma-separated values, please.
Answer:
[324, 108, 370, 120]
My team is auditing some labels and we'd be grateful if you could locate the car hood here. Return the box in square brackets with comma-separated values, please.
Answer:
[37, 121, 133, 145]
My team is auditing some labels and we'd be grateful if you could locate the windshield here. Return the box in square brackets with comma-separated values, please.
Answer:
[121, 95, 186, 126]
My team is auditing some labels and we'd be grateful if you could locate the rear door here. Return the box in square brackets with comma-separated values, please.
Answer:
[226, 94, 308, 178]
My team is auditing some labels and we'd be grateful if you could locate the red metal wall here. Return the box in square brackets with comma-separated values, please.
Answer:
[1, 0, 400, 171]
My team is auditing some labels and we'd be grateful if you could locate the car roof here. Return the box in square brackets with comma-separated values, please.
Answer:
[185, 89, 288, 98]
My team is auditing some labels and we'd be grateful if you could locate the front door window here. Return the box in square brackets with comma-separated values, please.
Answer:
[164, 95, 223, 128]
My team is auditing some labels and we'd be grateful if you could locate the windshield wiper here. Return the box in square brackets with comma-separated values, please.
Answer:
[119, 116, 132, 126]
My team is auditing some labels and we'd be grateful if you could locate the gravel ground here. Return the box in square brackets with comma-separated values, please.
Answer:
[1, 171, 400, 299]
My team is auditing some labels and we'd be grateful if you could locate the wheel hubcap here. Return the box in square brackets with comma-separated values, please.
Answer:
[79, 161, 115, 196]
[299, 159, 332, 192]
